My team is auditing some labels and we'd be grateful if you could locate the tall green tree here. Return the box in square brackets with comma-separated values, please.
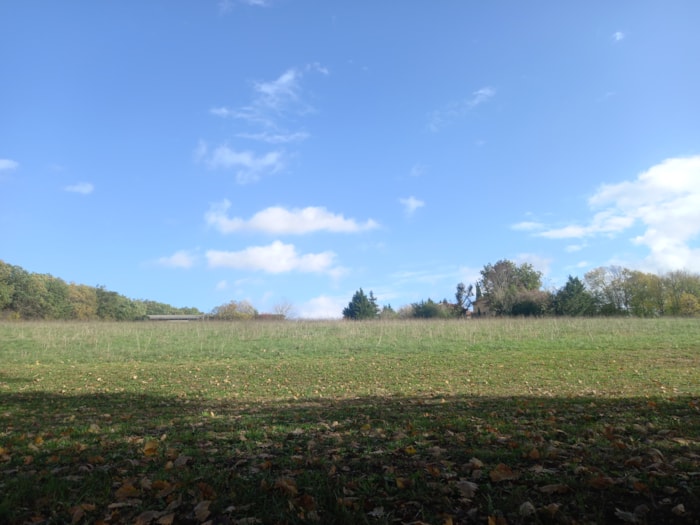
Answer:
[479, 260, 543, 315]
[342, 288, 379, 320]
[0, 260, 15, 312]
[584, 266, 632, 315]
[553, 276, 594, 316]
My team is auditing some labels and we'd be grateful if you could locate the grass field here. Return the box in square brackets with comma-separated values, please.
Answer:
[1, 318, 699, 524]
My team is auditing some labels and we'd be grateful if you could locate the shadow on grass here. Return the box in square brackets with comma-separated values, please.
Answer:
[1, 391, 699, 524]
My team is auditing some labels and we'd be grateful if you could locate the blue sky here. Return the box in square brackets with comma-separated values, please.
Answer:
[2, 1, 699, 318]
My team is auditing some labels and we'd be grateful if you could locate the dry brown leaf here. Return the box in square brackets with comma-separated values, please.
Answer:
[539, 483, 569, 494]
[134, 510, 162, 525]
[115, 483, 140, 500]
[456, 480, 478, 499]
[489, 463, 519, 482]
[587, 474, 615, 489]
[194, 500, 211, 522]
[519, 501, 536, 517]
[274, 477, 298, 496]
[156, 513, 175, 525]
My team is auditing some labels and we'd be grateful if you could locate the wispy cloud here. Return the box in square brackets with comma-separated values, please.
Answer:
[0, 159, 18, 171]
[206, 241, 339, 275]
[538, 210, 634, 239]
[0, 158, 18, 181]
[612, 31, 626, 42]
[511, 221, 544, 232]
[210, 65, 327, 129]
[236, 131, 310, 144]
[428, 87, 495, 132]
[205, 200, 379, 234]
[409, 164, 427, 178]
[64, 182, 94, 195]
[399, 196, 425, 216]
[218, 0, 268, 13]
[196, 142, 284, 184]
[156, 250, 197, 269]
[538, 156, 700, 272]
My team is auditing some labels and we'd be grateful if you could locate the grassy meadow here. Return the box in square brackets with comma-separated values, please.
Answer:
[1, 318, 699, 524]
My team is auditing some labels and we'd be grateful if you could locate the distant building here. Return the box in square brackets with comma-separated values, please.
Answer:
[146, 315, 206, 322]
[472, 298, 493, 317]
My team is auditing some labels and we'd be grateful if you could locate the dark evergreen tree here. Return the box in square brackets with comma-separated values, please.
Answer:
[342, 288, 379, 320]
[554, 276, 595, 316]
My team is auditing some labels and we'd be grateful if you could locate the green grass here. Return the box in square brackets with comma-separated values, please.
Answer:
[1, 318, 699, 524]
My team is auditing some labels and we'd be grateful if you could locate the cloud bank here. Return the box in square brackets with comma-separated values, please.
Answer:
[538, 156, 700, 271]
[205, 200, 378, 234]
[206, 241, 338, 274]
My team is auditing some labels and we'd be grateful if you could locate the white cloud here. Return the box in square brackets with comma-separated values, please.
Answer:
[209, 107, 236, 118]
[565, 243, 586, 253]
[205, 200, 379, 234]
[206, 241, 338, 274]
[156, 250, 197, 269]
[538, 209, 635, 239]
[236, 131, 310, 144]
[511, 221, 544, 232]
[515, 253, 552, 276]
[197, 142, 284, 183]
[215, 280, 228, 291]
[399, 196, 425, 216]
[64, 182, 94, 195]
[0, 159, 19, 171]
[255, 69, 301, 112]
[540, 156, 700, 272]
[428, 87, 495, 132]
[612, 31, 626, 42]
[218, 0, 267, 13]
[409, 164, 426, 177]
[297, 295, 345, 319]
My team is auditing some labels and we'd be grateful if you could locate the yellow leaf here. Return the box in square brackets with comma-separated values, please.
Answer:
[395, 477, 412, 489]
[404, 445, 417, 455]
[143, 440, 159, 457]
[115, 483, 140, 500]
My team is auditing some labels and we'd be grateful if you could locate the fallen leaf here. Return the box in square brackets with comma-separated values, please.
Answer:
[671, 504, 686, 516]
[614, 508, 641, 523]
[274, 477, 298, 497]
[489, 463, 519, 482]
[194, 500, 211, 522]
[519, 501, 536, 517]
[143, 440, 159, 457]
[156, 513, 175, 525]
[539, 483, 569, 494]
[456, 480, 478, 499]
[115, 483, 140, 500]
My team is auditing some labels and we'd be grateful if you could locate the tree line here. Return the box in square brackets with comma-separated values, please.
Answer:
[3, 257, 699, 321]
[0, 260, 202, 321]
[342, 260, 700, 319]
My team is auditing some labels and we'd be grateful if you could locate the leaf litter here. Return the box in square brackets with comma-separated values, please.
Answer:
[1, 393, 698, 524]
